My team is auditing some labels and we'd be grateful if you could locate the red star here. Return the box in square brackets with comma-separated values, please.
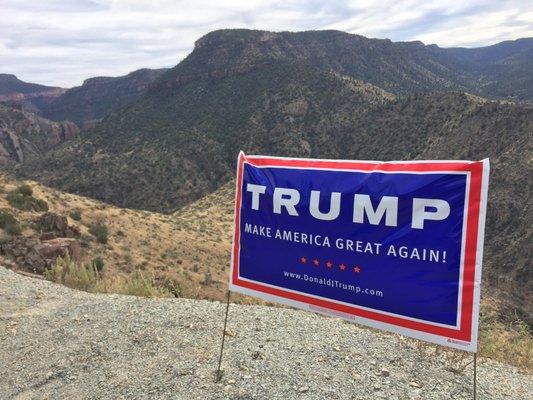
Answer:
[339, 263, 347, 271]
[325, 261, 333, 269]
[312, 259, 320, 267]
[353, 266, 361, 273]
[300, 256, 307, 264]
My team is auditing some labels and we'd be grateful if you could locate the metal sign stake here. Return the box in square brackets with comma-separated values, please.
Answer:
[216, 290, 231, 382]
[473, 352, 477, 400]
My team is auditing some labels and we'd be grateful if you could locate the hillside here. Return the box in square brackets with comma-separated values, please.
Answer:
[16, 92, 533, 310]
[175, 30, 533, 100]
[1, 266, 532, 399]
[430, 38, 533, 101]
[0, 104, 78, 163]
[16, 30, 532, 213]
[41, 68, 169, 126]
[20, 60, 393, 211]
[0, 73, 63, 97]
[0, 173, 233, 302]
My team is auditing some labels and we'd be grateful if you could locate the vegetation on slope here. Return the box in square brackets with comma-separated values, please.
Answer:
[20, 60, 392, 211]
[0, 174, 230, 302]
[41, 68, 168, 126]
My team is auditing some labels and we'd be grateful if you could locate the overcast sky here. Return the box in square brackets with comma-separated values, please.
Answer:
[1, 0, 532, 87]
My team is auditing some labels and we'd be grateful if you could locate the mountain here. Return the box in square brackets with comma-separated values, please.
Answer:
[0, 73, 63, 97]
[428, 37, 533, 101]
[41, 68, 169, 126]
[11, 29, 533, 317]
[0, 74, 66, 114]
[0, 69, 169, 126]
[16, 30, 532, 210]
[0, 104, 78, 163]
[175, 30, 533, 100]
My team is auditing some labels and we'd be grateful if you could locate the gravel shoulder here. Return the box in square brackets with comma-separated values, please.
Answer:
[0, 266, 531, 400]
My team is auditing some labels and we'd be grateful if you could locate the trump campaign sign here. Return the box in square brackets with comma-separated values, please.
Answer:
[229, 152, 489, 351]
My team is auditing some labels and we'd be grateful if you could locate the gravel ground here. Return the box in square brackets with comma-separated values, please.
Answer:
[0, 267, 531, 400]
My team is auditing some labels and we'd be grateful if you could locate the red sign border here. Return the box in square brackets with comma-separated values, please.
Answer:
[230, 153, 487, 348]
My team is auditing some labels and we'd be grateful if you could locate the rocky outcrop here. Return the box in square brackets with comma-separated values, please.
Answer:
[2, 236, 80, 274]
[0, 104, 79, 163]
[1, 211, 81, 273]
[0, 88, 64, 102]
[24, 238, 80, 273]
[34, 212, 80, 240]
[0, 74, 65, 115]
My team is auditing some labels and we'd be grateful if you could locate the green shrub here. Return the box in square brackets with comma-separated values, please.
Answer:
[17, 184, 33, 197]
[44, 255, 100, 292]
[88, 222, 108, 244]
[0, 210, 21, 236]
[162, 278, 181, 298]
[91, 256, 105, 271]
[6, 185, 48, 211]
[69, 209, 82, 221]
[121, 270, 171, 298]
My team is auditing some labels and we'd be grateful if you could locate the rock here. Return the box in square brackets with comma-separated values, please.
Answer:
[227, 379, 236, 385]
[35, 212, 80, 238]
[40, 232, 57, 241]
[381, 367, 390, 377]
[224, 329, 236, 337]
[38, 212, 69, 232]
[25, 238, 81, 273]
[298, 386, 309, 393]
[409, 381, 422, 388]
[0, 104, 77, 163]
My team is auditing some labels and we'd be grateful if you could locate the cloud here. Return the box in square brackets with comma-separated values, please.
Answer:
[0, 0, 531, 87]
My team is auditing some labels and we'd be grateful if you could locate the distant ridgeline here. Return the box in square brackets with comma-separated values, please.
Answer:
[0, 68, 168, 127]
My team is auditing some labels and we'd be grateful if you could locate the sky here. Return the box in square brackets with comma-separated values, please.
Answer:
[1, 0, 532, 87]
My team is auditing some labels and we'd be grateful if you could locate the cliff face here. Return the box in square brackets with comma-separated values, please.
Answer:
[0, 104, 78, 163]
[0, 74, 66, 114]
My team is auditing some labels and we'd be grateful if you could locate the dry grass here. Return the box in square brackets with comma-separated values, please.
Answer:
[44, 255, 101, 292]
[43, 255, 171, 298]
[478, 298, 533, 370]
[0, 173, 232, 301]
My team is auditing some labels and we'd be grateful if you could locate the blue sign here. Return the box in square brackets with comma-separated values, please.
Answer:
[230, 153, 489, 351]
